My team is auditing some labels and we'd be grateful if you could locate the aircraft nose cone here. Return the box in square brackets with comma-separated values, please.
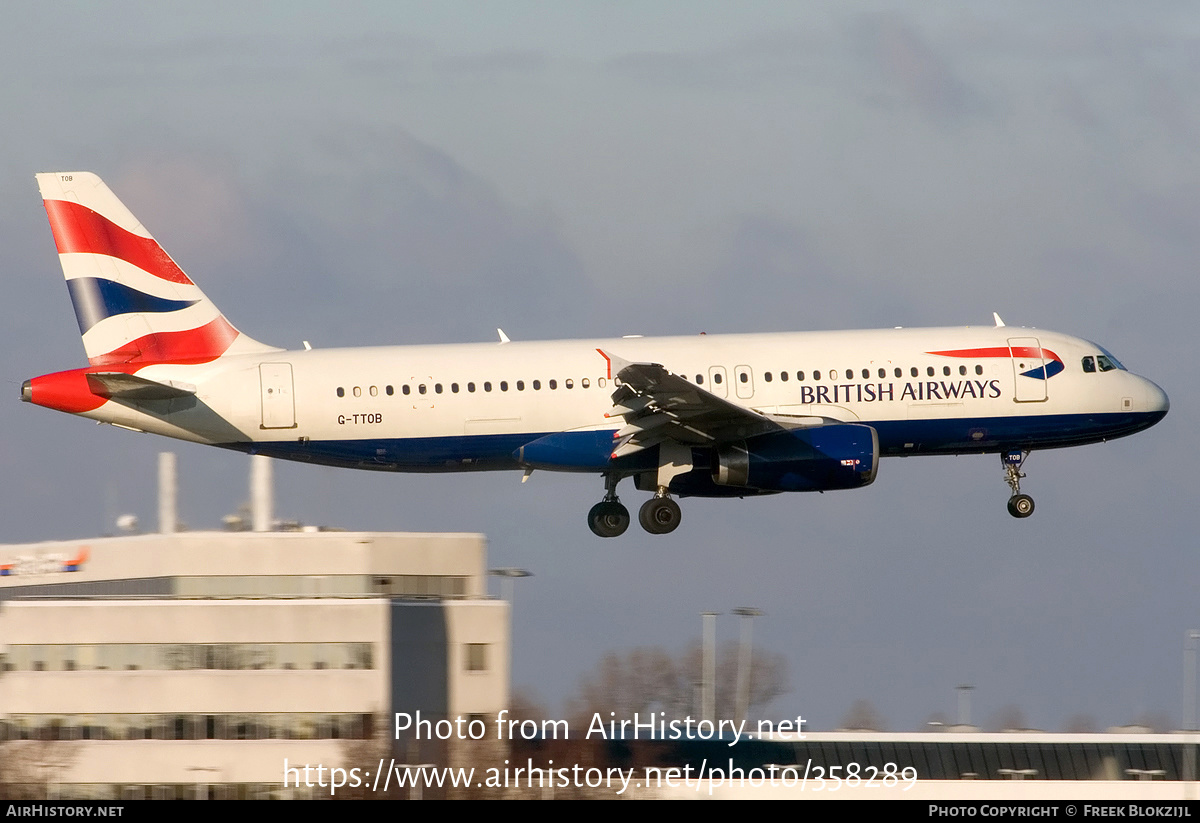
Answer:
[20, 379, 32, 402]
[1144, 378, 1169, 419]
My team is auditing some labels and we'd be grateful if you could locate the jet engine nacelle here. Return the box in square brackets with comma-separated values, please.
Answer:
[712, 424, 879, 492]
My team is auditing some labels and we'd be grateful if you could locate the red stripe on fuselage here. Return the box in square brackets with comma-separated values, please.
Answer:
[928, 346, 1062, 363]
[88, 316, 238, 366]
[43, 199, 193, 285]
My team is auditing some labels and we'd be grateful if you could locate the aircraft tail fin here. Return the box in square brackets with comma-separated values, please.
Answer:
[36, 172, 279, 367]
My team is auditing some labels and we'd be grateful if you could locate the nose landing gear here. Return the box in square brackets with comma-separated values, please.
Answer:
[1002, 450, 1035, 519]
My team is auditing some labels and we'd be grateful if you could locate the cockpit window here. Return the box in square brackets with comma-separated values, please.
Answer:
[1085, 342, 1127, 371]
[1097, 346, 1125, 370]
[1082, 356, 1096, 373]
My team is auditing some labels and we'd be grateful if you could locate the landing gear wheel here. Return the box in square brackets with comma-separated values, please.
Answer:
[638, 497, 682, 535]
[1000, 450, 1034, 519]
[588, 501, 630, 538]
[1007, 494, 1035, 518]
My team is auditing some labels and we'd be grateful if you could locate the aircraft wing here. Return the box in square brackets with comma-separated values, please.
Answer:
[603, 351, 796, 459]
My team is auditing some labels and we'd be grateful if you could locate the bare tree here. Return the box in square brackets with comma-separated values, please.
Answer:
[989, 704, 1029, 732]
[567, 642, 788, 725]
[840, 699, 886, 731]
[1131, 710, 1171, 734]
[1063, 714, 1098, 733]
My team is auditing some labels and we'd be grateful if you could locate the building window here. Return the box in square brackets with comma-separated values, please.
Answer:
[465, 644, 488, 672]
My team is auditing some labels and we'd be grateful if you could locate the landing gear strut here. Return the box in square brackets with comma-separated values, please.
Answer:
[588, 472, 630, 538]
[638, 488, 682, 535]
[1002, 450, 1035, 519]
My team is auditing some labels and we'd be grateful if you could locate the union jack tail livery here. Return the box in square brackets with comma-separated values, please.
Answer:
[36, 172, 276, 366]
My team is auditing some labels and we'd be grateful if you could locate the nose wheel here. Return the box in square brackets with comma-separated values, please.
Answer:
[1007, 494, 1035, 518]
[1002, 450, 1035, 519]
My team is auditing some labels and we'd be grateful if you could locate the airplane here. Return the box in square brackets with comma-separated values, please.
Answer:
[22, 172, 1169, 537]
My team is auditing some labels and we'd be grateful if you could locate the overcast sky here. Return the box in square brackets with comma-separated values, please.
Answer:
[2, 2, 1197, 732]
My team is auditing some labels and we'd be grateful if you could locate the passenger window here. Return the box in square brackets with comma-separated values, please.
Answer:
[370, 386, 378, 397]
[516, 381, 525, 391]
[402, 385, 411, 396]
[452, 383, 459, 393]
[435, 384, 443, 394]
[911, 367, 918, 377]
[713, 374, 723, 384]
[797, 371, 805, 381]
[582, 378, 590, 388]
[862, 369, 870, 380]
[894, 368, 902, 378]
[975, 365, 983, 375]
[829, 370, 838, 380]
[943, 366, 951, 376]
[598, 378, 606, 388]
[812, 370, 820, 380]
[878, 368, 885, 379]
[764, 372, 772, 382]
[336, 387, 344, 398]
[1082, 356, 1096, 373]
[958, 366, 966, 376]
[739, 373, 748, 383]
[927, 367, 935, 377]
[386, 385, 394, 396]
[353, 387, 362, 397]
[468, 383, 476, 393]
[500, 381, 508, 391]
[780, 371, 789, 382]
[418, 385, 426, 395]
[533, 380, 541, 390]
[484, 382, 492, 392]
[566, 379, 574, 389]
[696, 375, 704, 384]
[549, 379, 557, 389]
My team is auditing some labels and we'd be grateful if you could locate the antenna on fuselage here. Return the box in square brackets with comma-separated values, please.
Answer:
[497, 328, 511, 344]
[992, 312, 1006, 327]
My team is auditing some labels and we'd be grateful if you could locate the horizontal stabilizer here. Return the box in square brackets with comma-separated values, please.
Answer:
[84, 372, 197, 401]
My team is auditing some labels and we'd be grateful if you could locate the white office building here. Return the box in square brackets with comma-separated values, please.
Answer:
[0, 529, 509, 799]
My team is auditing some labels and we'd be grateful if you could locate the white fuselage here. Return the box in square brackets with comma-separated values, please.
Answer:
[73, 325, 1167, 474]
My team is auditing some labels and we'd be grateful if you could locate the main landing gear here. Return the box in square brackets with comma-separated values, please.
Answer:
[588, 473, 683, 537]
[1002, 450, 1035, 519]
[588, 472, 631, 538]
[639, 490, 682, 535]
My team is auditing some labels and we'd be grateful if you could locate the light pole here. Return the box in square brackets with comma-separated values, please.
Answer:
[1184, 631, 1200, 782]
[732, 607, 763, 726]
[488, 568, 533, 605]
[700, 611, 721, 723]
[957, 684, 975, 728]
